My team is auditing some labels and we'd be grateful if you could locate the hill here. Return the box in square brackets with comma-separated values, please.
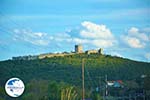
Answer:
[0, 53, 150, 100]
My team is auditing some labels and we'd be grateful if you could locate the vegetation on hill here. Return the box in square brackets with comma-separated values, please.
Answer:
[0, 53, 150, 100]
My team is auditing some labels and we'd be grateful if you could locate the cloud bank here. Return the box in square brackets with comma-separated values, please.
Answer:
[79, 21, 116, 48]
[12, 21, 150, 62]
[122, 27, 149, 48]
[13, 29, 50, 46]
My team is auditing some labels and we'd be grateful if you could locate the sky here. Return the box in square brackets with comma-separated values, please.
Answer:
[0, 0, 150, 62]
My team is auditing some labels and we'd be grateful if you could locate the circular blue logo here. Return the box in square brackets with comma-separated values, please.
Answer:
[5, 78, 25, 97]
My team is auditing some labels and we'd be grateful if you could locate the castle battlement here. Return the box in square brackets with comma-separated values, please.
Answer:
[12, 45, 103, 60]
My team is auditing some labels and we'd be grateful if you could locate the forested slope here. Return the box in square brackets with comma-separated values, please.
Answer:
[0, 53, 150, 100]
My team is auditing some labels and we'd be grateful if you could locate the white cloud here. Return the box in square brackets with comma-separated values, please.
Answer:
[128, 27, 149, 41]
[55, 33, 71, 38]
[123, 36, 145, 48]
[72, 38, 89, 44]
[72, 38, 115, 48]
[145, 53, 150, 60]
[13, 29, 50, 46]
[91, 39, 114, 48]
[78, 21, 116, 48]
[34, 32, 46, 37]
[13, 29, 75, 47]
[142, 27, 150, 33]
[122, 27, 150, 48]
[52, 33, 72, 42]
[128, 27, 139, 34]
[80, 21, 114, 39]
[13, 21, 117, 49]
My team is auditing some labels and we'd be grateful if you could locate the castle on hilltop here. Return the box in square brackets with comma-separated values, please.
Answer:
[12, 45, 103, 60]
[75, 44, 103, 55]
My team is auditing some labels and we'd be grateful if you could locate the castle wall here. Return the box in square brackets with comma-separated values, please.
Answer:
[12, 55, 38, 60]
[38, 53, 75, 59]
[86, 50, 98, 54]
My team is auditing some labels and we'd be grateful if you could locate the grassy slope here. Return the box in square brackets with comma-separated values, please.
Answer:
[0, 53, 150, 87]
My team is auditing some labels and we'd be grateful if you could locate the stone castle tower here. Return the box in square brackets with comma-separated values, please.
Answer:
[75, 44, 83, 53]
[98, 48, 103, 55]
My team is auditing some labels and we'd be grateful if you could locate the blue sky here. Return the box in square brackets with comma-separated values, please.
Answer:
[0, 0, 150, 62]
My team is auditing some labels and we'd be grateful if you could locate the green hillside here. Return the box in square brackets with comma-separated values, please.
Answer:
[0, 53, 150, 100]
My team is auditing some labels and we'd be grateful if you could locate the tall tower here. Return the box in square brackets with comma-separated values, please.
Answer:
[75, 44, 83, 53]
[98, 48, 103, 55]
